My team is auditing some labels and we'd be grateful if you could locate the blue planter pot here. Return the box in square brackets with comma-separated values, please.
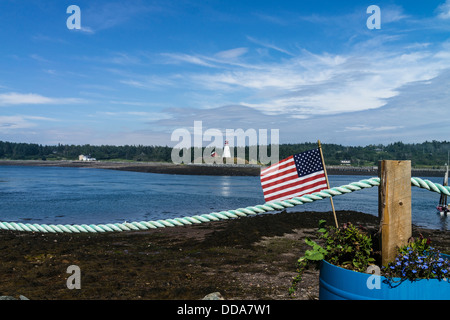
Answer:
[319, 254, 450, 300]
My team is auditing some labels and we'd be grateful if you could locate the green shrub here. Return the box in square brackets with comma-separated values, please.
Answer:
[289, 220, 375, 295]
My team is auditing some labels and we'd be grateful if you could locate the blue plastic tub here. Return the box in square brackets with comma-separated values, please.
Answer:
[319, 254, 450, 300]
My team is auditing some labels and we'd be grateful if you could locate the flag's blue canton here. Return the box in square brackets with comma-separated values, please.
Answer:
[293, 149, 324, 177]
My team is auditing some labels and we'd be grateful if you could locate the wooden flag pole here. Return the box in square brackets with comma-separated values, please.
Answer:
[318, 140, 339, 228]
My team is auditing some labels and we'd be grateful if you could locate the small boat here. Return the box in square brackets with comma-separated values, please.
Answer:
[437, 162, 449, 215]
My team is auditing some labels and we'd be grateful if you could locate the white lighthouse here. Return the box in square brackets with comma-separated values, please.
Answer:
[223, 140, 231, 158]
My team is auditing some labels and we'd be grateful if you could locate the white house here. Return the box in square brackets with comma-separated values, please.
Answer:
[78, 154, 96, 161]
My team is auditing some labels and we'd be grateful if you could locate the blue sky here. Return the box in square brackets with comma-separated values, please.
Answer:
[1, 0, 450, 147]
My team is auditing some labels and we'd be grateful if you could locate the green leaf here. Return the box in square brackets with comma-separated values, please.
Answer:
[304, 237, 318, 247]
[305, 250, 324, 261]
[297, 257, 306, 263]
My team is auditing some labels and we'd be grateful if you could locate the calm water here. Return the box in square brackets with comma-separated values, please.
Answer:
[0, 165, 448, 230]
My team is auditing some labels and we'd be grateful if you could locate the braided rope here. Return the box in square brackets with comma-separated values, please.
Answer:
[0, 177, 448, 233]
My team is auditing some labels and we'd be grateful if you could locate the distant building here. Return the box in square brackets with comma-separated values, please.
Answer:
[340, 160, 351, 166]
[223, 140, 231, 158]
[78, 154, 96, 161]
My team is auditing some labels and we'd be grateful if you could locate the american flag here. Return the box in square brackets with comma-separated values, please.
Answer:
[260, 148, 328, 203]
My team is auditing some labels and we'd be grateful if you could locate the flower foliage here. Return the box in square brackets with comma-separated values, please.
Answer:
[382, 235, 450, 283]
[323, 221, 375, 272]
[289, 220, 375, 294]
[289, 223, 450, 295]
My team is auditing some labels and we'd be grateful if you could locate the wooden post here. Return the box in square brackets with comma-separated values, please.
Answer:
[378, 160, 412, 265]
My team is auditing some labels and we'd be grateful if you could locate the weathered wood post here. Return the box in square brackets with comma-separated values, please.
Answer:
[378, 160, 412, 265]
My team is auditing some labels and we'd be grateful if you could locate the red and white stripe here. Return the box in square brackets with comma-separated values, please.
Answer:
[260, 156, 327, 203]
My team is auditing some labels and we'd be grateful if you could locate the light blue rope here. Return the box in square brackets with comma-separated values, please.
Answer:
[0, 177, 448, 233]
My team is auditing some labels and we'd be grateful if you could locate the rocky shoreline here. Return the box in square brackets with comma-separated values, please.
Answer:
[0, 210, 448, 300]
[0, 160, 446, 177]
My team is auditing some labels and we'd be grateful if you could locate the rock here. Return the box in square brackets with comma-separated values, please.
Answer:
[202, 292, 224, 300]
[0, 295, 29, 300]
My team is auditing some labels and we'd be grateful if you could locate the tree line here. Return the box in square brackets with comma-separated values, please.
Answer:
[0, 140, 449, 168]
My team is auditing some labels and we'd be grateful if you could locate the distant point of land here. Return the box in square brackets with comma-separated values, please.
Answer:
[0, 160, 446, 177]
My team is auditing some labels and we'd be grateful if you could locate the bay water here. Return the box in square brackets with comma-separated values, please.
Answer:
[0, 165, 447, 230]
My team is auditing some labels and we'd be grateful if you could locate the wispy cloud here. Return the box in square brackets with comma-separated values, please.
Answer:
[382, 5, 410, 23]
[0, 115, 57, 132]
[343, 125, 404, 132]
[252, 12, 289, 25]
[100, 2, 450, 144]
[77, 52, 144, 67]
[161, 38, 450, 118]
[120, 75, 176, 90]
[161, 53, 218, 68]
[107, 53, 142, 65]
[96, 111, 172, 121]
[0, 92, 85, 106]
[437, 0, 450, 19]
[214, 48, 248, 60]
[78, 26, 95, 34]
[246, 36, 294, 56]
[29, 54, 50, 63]
[161, 51, 262, 71]
[147, 68, 450, 146]
[81, 1, 161, 33]
[32, 34, 69, 44]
